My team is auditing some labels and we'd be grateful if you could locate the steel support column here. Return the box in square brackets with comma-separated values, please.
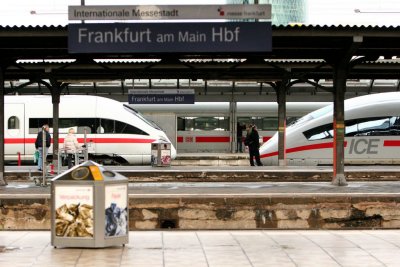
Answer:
[39, 78, 65, 172]
[0, 64, 6, 186]
[229, 100, 237, 153]
[331, 64, 348, 186]
[330, 36, 362, 186]
[49, 81, 62, 172]
[276, 81, 288, 166]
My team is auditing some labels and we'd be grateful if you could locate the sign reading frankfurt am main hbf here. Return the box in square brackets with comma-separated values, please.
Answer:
[128, 89, 195, 104]
[68, 22, 272, 53]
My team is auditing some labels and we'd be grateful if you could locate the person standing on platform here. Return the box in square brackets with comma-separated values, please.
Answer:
[34, 124, 51, 171]
[245, 124, 263, 166]
[63, 128, 81, 169]
[236, 122, 246, 153]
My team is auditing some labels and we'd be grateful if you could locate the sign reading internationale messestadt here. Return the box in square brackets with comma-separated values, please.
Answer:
[68, 5, 271, 20]
[68, 22, 272, 54]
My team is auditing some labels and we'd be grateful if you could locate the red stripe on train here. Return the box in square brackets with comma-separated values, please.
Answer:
[5, 138, 155, 144]
[384, 140, 400, 146]
[196, 136, 230, 143]
[263, 137, 271, 142]
[177, 136, 272, 143]
[261, 141, 348, 158]
[177, 136, 231, 143]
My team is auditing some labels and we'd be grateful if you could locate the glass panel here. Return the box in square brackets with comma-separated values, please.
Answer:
[115, 120, 149, 135]
[29, 118, 52, 134]
[177, 117, 229, 131]
[8, 116, 19, 129]
[303, 116, 400, 140]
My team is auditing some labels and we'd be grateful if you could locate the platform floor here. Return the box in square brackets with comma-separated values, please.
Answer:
[4, 164, 400, 183]
[1, 230, 400, 267]
[2, 181, 400, 197]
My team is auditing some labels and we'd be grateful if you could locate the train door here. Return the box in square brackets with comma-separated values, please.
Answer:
[4, 103, 25, 157]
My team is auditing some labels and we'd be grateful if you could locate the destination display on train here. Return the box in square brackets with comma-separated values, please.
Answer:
[68, 22, 272, 53]
[128, 89, 195, 104]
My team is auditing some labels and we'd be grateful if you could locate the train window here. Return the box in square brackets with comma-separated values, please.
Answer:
[58, 118, 96, 134]
[238, 117, 278, 131]
[29, 118, 52, 134]
[30, 118, 97, 134]
[303, 124, 333, 141]
[261, 117, 278, 131]
[29, 117, 148, 135]
[123, 105, 161, 130]
[8, 116, 20, 129]
[177, 116, 229, 131]
[304, 116, 398, 140]
[114, 120, 149, 135]
[356, 117, 390, 135]
[97, 119, 114, 133]
[76, 118, 95, 134]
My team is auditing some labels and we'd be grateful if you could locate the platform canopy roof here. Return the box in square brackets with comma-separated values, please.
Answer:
[0, 24, 399, 85]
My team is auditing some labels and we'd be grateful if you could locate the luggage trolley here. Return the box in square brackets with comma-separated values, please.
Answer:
[31, 130, 90, 187]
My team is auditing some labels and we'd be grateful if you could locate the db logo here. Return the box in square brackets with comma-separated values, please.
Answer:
[218, 7, 225, 16]
[185, 137, 194, 143]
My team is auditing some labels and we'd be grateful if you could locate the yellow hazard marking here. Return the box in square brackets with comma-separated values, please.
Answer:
[89, 165, 103, 181]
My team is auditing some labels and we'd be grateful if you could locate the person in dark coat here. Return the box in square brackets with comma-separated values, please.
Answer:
[236, 122, 246, 153]
[245, 124, 263, 166]
[35, 124, 51, 171]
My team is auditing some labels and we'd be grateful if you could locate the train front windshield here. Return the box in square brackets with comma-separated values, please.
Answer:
[123, 105, 162, 130]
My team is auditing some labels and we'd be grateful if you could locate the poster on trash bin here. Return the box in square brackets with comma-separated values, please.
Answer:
[161, 149, 171, 165]
[105, 184, 128, 237]
[54, 186, 94, 238]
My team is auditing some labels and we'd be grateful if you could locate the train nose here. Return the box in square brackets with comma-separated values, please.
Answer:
[170, 145, 177, 159]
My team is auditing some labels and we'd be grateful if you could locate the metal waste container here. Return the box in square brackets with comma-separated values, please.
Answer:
[151, 140, 172, 167]
[51, 160, 129, 248]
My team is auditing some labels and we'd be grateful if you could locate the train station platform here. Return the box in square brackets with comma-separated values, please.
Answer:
[4, 164, 400, 182]
[2, 155, 400, 232]
[2, 178, 400, 231]
[2, 159, 400, 231]
[1, 230, 400, 267]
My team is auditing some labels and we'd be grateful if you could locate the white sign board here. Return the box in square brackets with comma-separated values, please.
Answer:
[68, 5, 271, 20]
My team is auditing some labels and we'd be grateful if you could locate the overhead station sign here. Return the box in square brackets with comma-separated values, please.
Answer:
[128, 89, 195, 104]
[68, 5, 271, 20]
[68, 22, 272, 53]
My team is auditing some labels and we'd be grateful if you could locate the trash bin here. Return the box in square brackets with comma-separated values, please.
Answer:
[151, 140, 172, 167]
[51, 160, 129, 248]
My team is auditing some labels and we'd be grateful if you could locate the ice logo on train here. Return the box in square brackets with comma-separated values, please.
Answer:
[4, 95, 176, 164]
[259, 92, 400, 166]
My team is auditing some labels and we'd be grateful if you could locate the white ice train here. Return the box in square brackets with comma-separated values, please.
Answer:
[260, 92, 400, 166]
[133, 102, 328, 153]
[4, 95, 176, 164]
